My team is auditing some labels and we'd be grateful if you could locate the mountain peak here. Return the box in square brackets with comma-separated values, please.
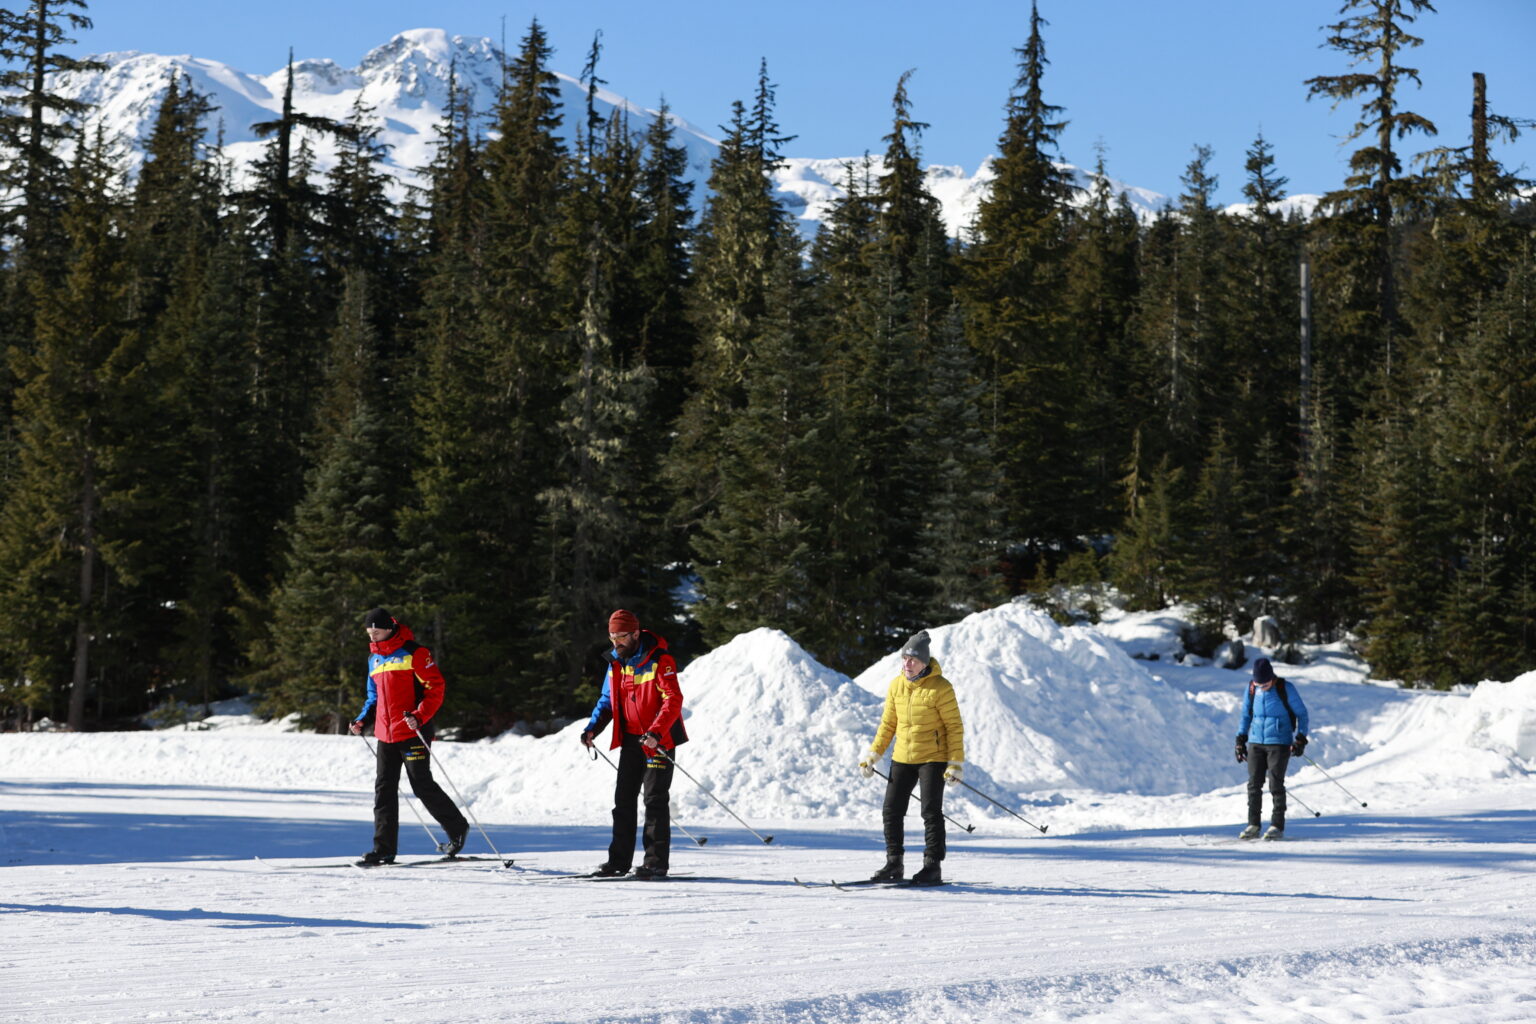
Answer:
[56, 30, 1185, 236]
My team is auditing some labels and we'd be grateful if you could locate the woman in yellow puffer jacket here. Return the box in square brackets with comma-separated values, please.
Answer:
[858, 629, 965, 885]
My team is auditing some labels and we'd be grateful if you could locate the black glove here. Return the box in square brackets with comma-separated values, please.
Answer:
[1235, 734, 1248, 763]
[580, 730, 594, 749]
[1291, 734, 1308, 757]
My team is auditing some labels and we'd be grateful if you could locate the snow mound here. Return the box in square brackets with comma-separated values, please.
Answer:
[1461, 672, 1536, 763]
[664, 628, 883, 820]
[1333, 672, 1536, 791]
[855, 603, 1231, 796]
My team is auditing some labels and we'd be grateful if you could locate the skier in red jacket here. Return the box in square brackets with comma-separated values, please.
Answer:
[349, 608, 468, 866]
[580, 609, 687, 878]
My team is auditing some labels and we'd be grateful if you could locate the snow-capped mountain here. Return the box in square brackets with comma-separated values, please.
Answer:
[53, 27, 1184, 237]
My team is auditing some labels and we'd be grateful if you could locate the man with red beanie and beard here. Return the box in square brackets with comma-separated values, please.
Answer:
[580, 609, 687, 878]
[349, 608, 469, 866]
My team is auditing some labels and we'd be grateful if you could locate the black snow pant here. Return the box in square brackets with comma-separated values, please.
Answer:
[1246, 742, 1292, 829]
[372, 735, 468, 859]
[606, 732, 674, 872]
[883, 760, 947, 864]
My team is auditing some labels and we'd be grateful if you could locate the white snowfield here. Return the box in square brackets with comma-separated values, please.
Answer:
[6, 603, 1536, 1023]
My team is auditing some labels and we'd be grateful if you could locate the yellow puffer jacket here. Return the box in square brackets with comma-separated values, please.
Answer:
[869, 659, 965, 765]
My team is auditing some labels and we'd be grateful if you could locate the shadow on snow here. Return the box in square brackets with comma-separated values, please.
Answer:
[0, 901, 427, 929]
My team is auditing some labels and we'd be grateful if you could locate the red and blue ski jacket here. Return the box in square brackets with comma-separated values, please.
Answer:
[584, 629, 687, 750]
[354, 624, 448, 743]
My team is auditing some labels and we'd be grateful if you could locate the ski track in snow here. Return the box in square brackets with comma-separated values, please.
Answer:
[5, 603, 1536, 1022]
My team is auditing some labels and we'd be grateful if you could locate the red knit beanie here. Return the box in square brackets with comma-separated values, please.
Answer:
[608, 609, 640, 633]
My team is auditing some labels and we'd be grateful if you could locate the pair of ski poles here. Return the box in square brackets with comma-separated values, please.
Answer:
[358, 728, 516, 867]
[1266, 751, 1368, 818]
[865, 766, 1049, 835]
[588, 742, 776, 846]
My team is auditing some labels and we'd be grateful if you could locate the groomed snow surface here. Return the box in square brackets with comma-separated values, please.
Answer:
[6, 602, 1536, 1023]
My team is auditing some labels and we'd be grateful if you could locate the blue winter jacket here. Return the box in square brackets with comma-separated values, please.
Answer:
[1238, 680, 1309, 745]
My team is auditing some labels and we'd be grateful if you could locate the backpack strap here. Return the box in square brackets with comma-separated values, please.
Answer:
[1274, 679, 1298, 733]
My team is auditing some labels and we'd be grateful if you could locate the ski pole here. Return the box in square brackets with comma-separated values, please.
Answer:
[954, 777, 1049, 833]
[360, 732, 442, 849]
[1303, 754, 1368, 807]
[653, 745, 775, 845]
[1288, 786, 1322, 818]
[588, 746, 709, 846]
[869, 766, 976, 833]
[412, 727, 515, 868]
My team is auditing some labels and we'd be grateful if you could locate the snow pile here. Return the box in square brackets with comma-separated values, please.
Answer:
[661, 628, 882, 819]
[1351, 671, 1536, 785]
[1090, 605, 1192, 662]
[1461, 671, 1536, 764]
[855, 602, 1231, 796]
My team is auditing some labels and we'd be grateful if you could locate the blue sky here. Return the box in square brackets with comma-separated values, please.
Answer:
[82, 0, 1535, 203]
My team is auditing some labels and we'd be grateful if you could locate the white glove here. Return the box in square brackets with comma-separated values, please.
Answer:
[858, 754, 877, 778]
[943, 763, 963, 785]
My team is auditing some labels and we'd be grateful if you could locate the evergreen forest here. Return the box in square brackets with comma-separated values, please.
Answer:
[2, 1, 1533, 734]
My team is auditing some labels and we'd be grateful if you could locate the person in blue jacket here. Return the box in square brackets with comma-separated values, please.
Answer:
[1235, 657, 1308, 840]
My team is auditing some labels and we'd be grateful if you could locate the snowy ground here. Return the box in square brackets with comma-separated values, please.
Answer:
[6, 603, 1536, 1023]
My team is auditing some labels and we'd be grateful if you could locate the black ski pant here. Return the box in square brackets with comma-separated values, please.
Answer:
[1245, 742, 1291, 829]
[606, 732, 674, 872]
[372, 735, 468, 859]
[882, 760, 947, 864]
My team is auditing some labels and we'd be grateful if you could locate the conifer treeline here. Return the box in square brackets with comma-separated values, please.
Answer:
[1, 2, 1532, 732]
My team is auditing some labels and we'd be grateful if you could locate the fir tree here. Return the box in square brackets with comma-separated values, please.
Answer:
[249, 272, 400, 727]
[1228, 133, 1301, 456]
[1305, 0, 1440, 377]
[1063, 148, 1142, 532]
[959, 1, 1081, 576]
[1351, 406, 1446, 683]
[535, 41, 669, 714]
[810, 160, 908, 653]
[909, 309, 1004, 623]
[0, 127, 143, 729]
[402, 19, 569, 728]
[1180, 427, 1251, 634]
[875, 68, 953, 341]
[0, 0, 105, 259]
[691, 251, 850, 661]
[1109, 432, 1185, 612]
[669, 63, 799, 531]
[125, 74, 251, 715]
[628, 99, 696, 425]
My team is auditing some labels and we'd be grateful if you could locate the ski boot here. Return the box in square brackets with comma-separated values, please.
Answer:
[910, 857, 943, 885]
[441, 826, 468, 857]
